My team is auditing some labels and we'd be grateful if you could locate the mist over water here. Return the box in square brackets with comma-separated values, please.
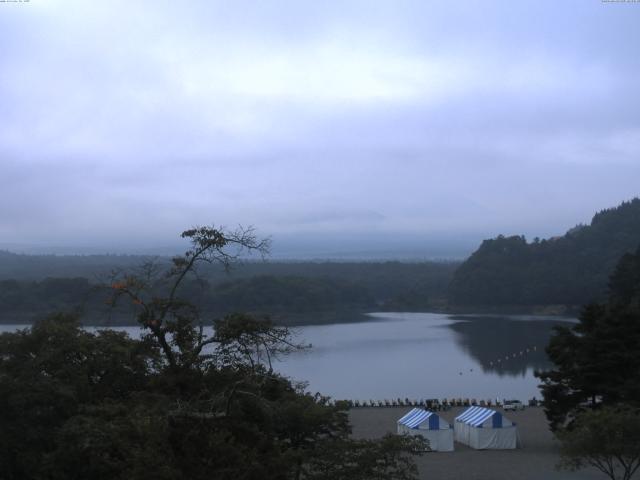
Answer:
[0, 231, 481, 260]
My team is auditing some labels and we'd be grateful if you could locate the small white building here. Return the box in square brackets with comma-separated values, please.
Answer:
[454, 406, 521, 450]
[397, 408, 454, 452]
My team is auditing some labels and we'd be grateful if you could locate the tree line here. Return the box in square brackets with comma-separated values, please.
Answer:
[537, 245, 640, 480]
[0, 263, 457, 325]
[449, 198, 640, 308]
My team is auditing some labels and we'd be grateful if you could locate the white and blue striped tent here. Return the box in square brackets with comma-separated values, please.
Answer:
[397, 408, 454, 452]
[454, 406, 520, 449]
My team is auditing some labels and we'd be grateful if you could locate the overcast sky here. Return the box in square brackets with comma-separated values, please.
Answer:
[1, 0, 639, 257]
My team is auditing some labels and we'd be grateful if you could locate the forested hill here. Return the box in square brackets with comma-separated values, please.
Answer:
[449, 198, 640, 308]
[0, 260, 458, 325]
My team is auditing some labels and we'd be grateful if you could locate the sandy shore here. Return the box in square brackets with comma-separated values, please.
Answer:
[349, 406, 607, 480]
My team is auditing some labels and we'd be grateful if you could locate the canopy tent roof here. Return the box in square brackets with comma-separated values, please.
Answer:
[398, 408, 447, 430]
[455, 406, 508, 428]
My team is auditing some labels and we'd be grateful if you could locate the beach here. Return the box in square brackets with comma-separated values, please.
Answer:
[349, 406, 605, 480]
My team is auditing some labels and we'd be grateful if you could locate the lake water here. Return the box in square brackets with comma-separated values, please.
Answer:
[0, 312, 574, 402]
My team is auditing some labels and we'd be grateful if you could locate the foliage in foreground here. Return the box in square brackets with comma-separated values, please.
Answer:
[536, 245, 640, 431]
[0, 225, 426, 480]
[0, 315, 425, 480]
[537, 246, 640, 479]
[557, 406, 640, 480]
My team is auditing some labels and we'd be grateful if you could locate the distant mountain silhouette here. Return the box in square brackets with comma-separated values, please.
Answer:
[449, 198, 640, 307]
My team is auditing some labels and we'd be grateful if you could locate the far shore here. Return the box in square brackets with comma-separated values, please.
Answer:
[0, 307, 580, 328]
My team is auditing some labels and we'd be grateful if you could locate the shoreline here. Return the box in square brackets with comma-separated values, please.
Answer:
[349, 406, 602, 480]
[0, 307, 579, 328]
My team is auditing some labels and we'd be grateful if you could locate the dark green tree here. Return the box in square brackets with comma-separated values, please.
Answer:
[0, 225, 426, 480]
[449, 198, 640, 308]
[557, 405, 640, 480]
[0, 313, 159, 479]
[106, 225, 272, 372]
[536, 246, 640, 431]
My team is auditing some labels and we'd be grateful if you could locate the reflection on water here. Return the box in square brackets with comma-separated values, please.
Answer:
[447, 315, 573, 377]
[0, 312, 575, 401]
[275, 312, 575, 401]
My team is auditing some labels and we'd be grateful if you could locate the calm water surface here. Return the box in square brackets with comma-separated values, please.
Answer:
[0, 312, 574, 402]
[275, 312, 573, 401]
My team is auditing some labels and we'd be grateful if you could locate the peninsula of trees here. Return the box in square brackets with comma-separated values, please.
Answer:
[449, 198, 640, 309]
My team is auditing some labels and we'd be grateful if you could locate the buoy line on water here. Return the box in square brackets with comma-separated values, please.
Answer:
[333, 345, 545, 410]
[335, 398, 540, 409]
[488, 345, 539, 367]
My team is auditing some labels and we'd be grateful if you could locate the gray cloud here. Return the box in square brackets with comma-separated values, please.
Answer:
[1, 0, 639, 256]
